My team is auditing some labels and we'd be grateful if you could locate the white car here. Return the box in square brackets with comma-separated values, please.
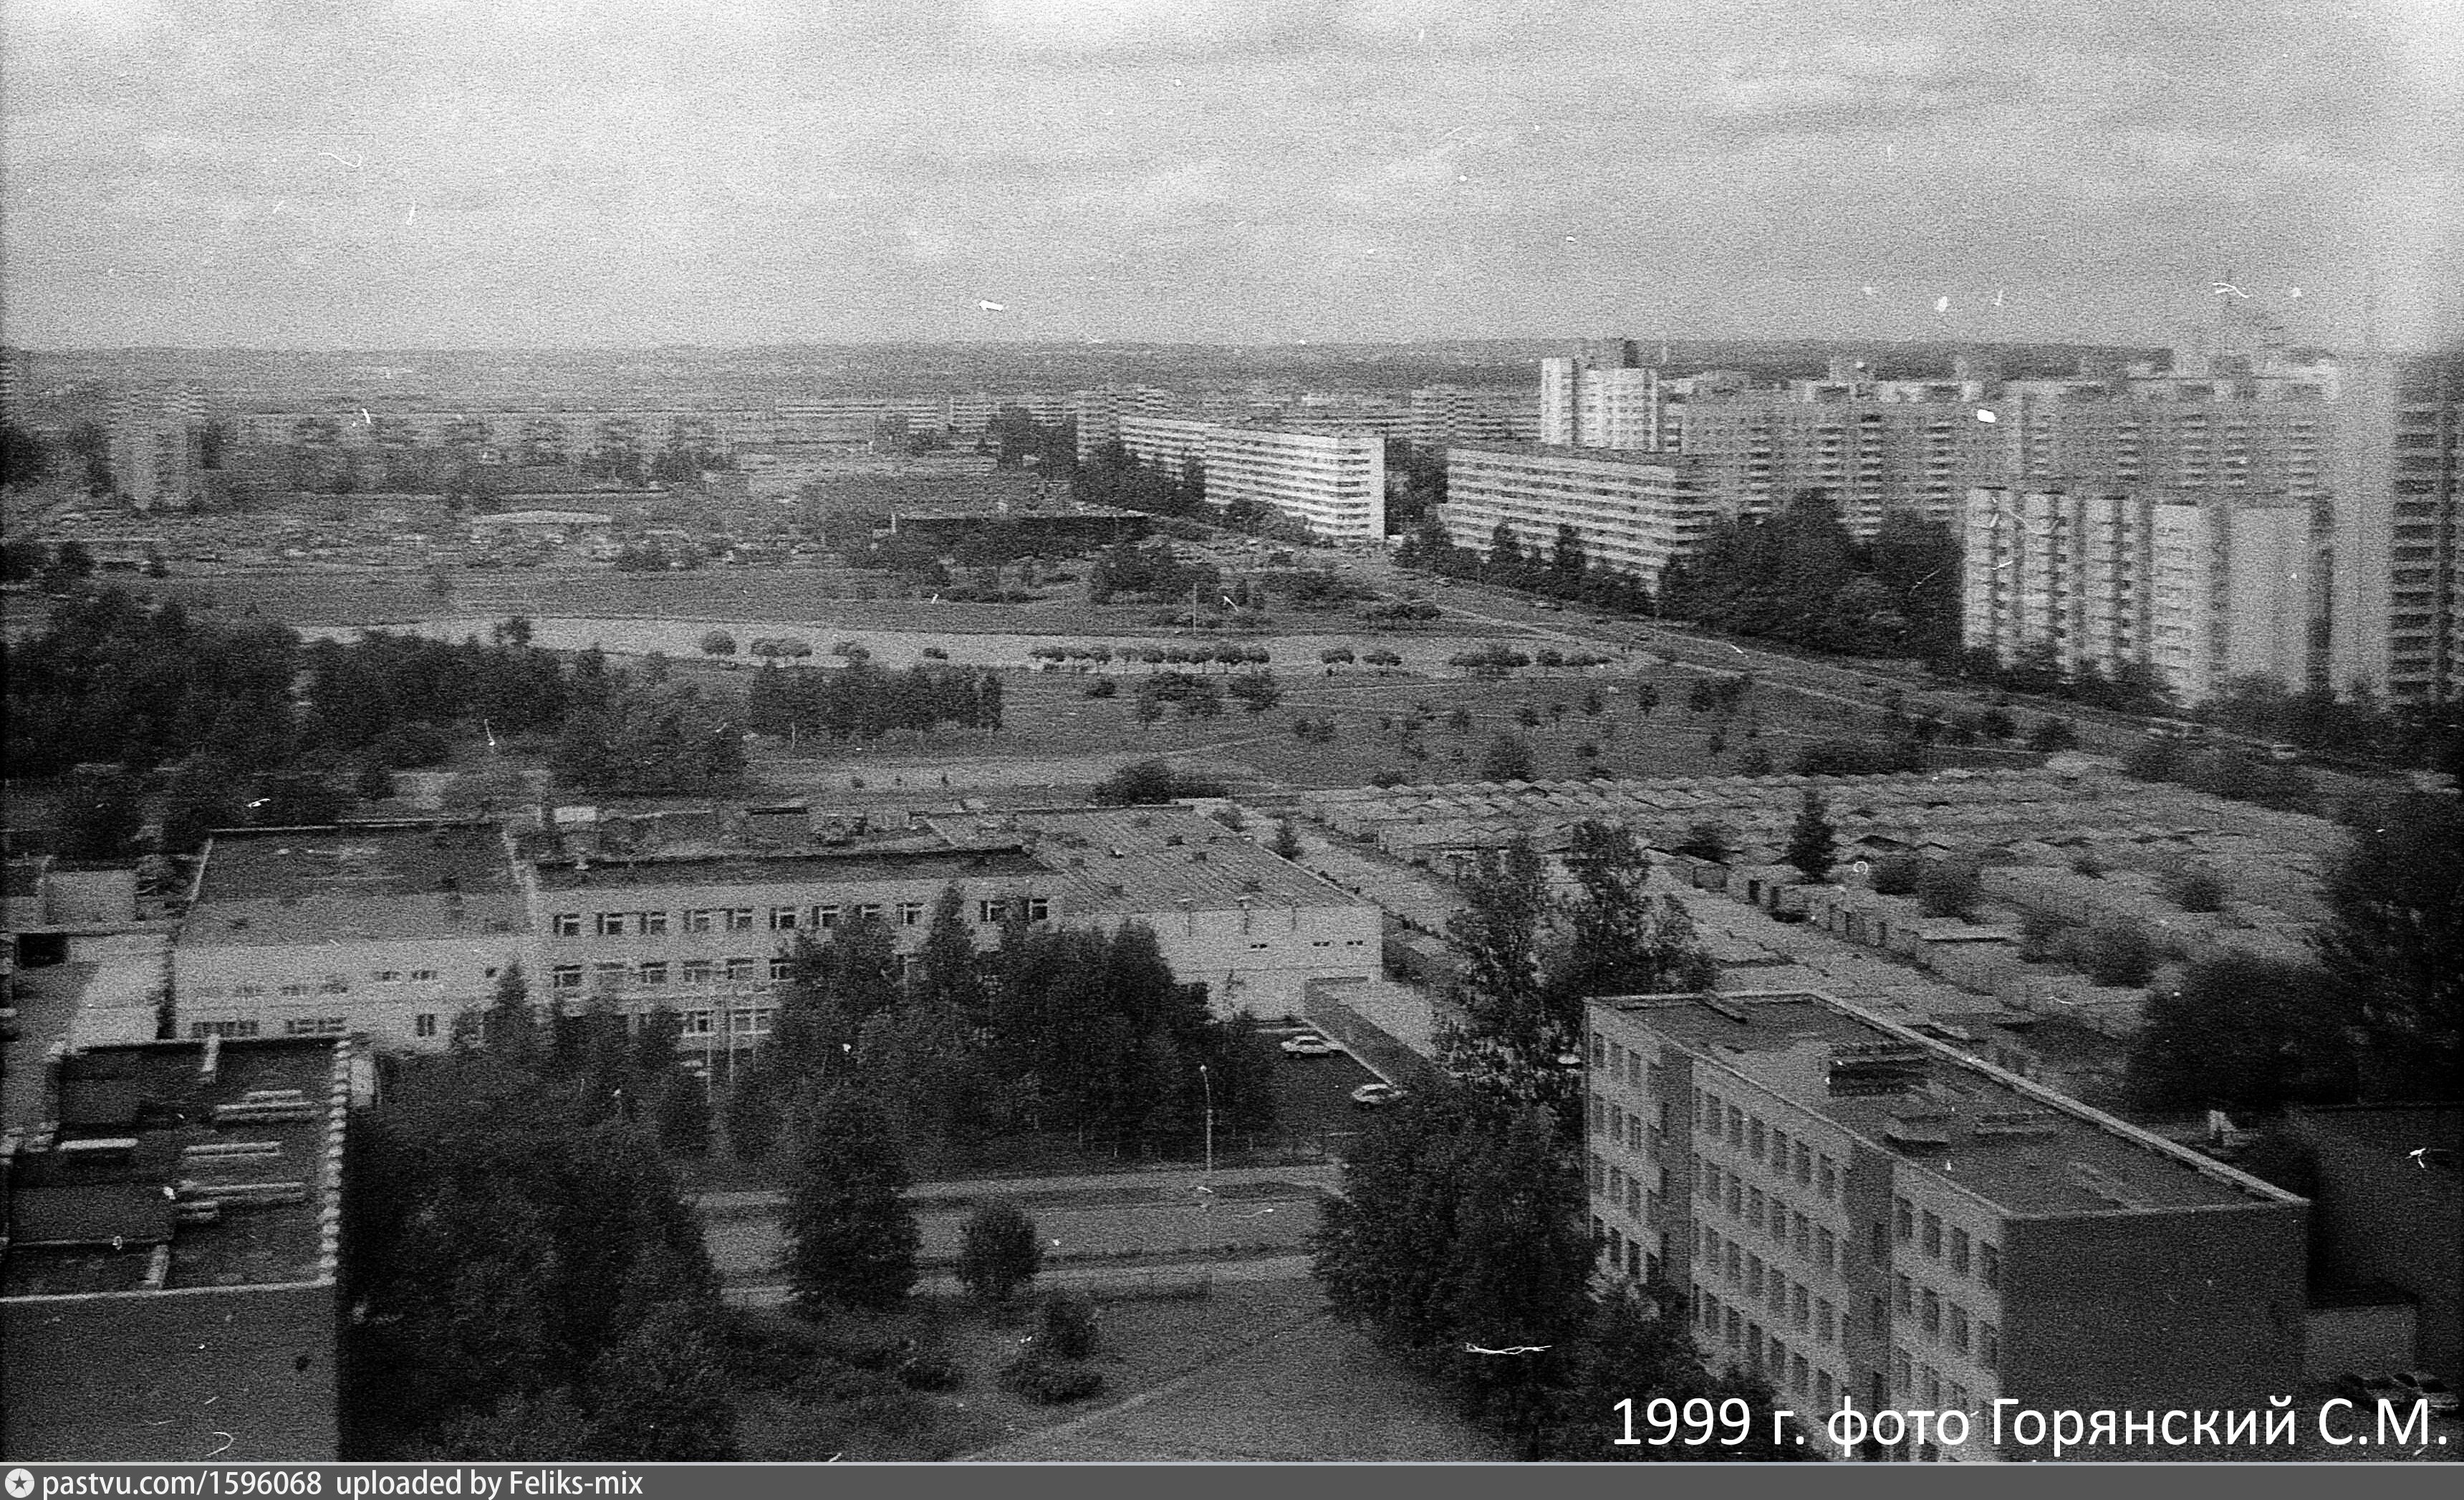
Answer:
[1280, 1034, 1338, 1057]
[1350, 1082, 1402, 1108]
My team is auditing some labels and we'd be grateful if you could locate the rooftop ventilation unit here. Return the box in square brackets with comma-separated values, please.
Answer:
[1826, 1040, 1931, 1096]
[2067, 1160, 2156, 1211]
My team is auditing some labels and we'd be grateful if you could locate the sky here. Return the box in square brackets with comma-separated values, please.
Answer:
[3, 0, 2460, 350]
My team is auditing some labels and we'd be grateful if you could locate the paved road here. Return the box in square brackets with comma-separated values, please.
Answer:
[693, 1160, 1342, 1217]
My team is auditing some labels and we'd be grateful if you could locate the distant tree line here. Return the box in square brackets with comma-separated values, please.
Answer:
[745, 658, 1004, 745]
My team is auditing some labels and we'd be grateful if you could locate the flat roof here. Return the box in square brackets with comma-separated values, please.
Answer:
[3, 1037, 346, 1298]
[186, 823, 524, 948]
[996, 807, 1366, 917]
[531, 843, 1046, 893]
[1597, 991, 2294, 1218]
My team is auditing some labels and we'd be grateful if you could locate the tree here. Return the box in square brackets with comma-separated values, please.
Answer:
[2127, 956, 2356, 1118]
[698, 630, 736, 658]
[582, 1304, 739, 1461]
[1269, 819, 1304, 860]
[915, 883, 988, 1026]
[2159, 865, 2228, 913]
[1443, 837, 1554, 1064]
[54, 764, 146, 861]
[1478, 732, 1536, 783]
[2313, 794, 2464, 1100]
[652, 1071, 711, 1155]
[1673, 820, 1731, 863]
[1782, 791, 1838, 883]
[957, 1201, 1044, 1310]
[779, 1085, 919, 1313]
[483, 963, 542, 1069]
[2057, 921, 2157, 988]
[1914, 859, 1982, 920]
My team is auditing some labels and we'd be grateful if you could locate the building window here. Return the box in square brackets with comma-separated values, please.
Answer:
[1816, 1226, 1835, 1273]
[597, 912, 627, 937]
[638, 961, 669, 986]
[415, 1014, 439, 1038]
[1816, 1298, 1835, 1345]
[1948, 1304, 1969, 1353]
[1979, 1323, 1999, 1370]
[1921, 1289, 1940, 1339]
[1793, 1212, 1810, 1261]
[284, 1016, 346, 1036]
[685, 1010, 714, 1035]
[1726, 1106, 1743, 1145]
[190, 1019, 261, 1039]
[1950, 1228, 1970, 1275]
[372, 969, 402, 983]
[1894, 1197, 1915, 1243]
[553, 913, 583, 936]
[978, 898, 1009, 923]
[724, 957, 757, 982]
[899, 901, 927, 926]
[1818, 1157, 1837, 1199]
[1895, 1274, 1915, 1317]
[1980, 1243, 2001, 1290]
[640, 910, 669, 936]
[813, 905, 841, 930]
[686, 908, 715, 933]
[769, 956, 793, 981]
[769, 905, 799, 931]
[1749, 1118, 1766, 1158]
[725, 908, 756, 932]
[1794, 1141, 1811, 1186]
[552, 966, 584, 990]
[1922, 1211, 1943, 1258]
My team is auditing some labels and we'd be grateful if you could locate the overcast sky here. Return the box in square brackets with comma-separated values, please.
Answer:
[4, 0, 2458, 350]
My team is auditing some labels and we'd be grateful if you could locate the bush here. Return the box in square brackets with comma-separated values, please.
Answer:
[2017, 909, 2074, 963]
[2069, 852, 2106, 878]
[1034, 1291, 1099, 1360]
[998, 1355, 1105, 1405]
[2056, 922, 2157, 988]
[956, 1201, 1043, 1309]
[1869, 855, 1925, 897]
[1084, 678, 1117, 698]
[2159, 866, 2228, 913]
[1914, 860, 1982, 920]
[895, 1354, 963, 1392]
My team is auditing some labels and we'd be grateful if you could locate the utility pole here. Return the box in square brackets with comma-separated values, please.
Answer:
[1199, 1063, 1216, 1256]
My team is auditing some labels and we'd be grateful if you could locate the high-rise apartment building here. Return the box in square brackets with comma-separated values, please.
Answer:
[1585, 991, 2306, 1462]
[1539, 339, 1671, 451]
[1115, 416, 1386, 542]
[1960, 486, 2313, 704]
[1407, 385, 1537, 447]
[1441, 444, 1715, 586]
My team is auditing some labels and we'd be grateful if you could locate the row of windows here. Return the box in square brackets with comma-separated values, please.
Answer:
[1695, 1158, 1841, 1275]
[1702, 1224, 1837, 1345]
[1696, 1087, 1839, 1201]
[195, 1014, 444, 1039]
[1697, 1292, 1843, 1413]
[549, 898, 1045, 938]
[1894, 1196, 2002, 1287]
[550, 956, 791, 989]
[190, 966, 501, 999]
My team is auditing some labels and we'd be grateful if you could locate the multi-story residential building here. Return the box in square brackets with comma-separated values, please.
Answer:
[1115, 413, 1217, 476]
[1441, 443, 1717, 586]
[106, 383, 205, 509]
[1960, 486, 2311, 703]
[1539, 340, 1672, 451]
[1407, 385, 1538, 447]
[1071, 386, 1178, 458]
[1676, 380, 1991, 535]
[1198, 425, 1386, 542]
[1584, 991, 2306, 1462]
[3, 1035, 352, 1460]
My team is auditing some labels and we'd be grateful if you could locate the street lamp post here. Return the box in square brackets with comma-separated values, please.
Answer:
[1198, 1064, 1215, 1256]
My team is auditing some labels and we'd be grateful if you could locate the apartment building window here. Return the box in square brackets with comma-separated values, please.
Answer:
[1818, 1157, 1837, 1199]
[1948, 1305, 1970, 1354]
[553, 913, 583, 936]
[1979, 1323, 1999, 1370]
[285, 1016, 346, 1036]
[1869, 1296, 1887, 1337]
[1895, 1198, 1915, 1243]
[1792, 1283, 1810, 1332]
[640, 910, 668, 936]
[1817, 1299, 1835, 1345]
[638, 961, 669, 986]
[856, 903, 885, 923]
[1816, 1371, 1835, 1410]
[724, 908, 756, 932]
[898, 901, 927, 926]
[1794, 1142, 1811, 1186]
[1727, 1107, 1743, 1145]
[686, 909, 715, 933]
[769, 956, 794, 981]
[1922, 1367, 1941, 1407]
[680, 959, 713, 985]
[978, 899, 1010, 923]
[1895, 1274, 1915, 1317]
[1816, 1226, 1836, 1274]
[1748, 1187, 1763, 1229]
[415, 1014, 438, 1039]
[1749, 1118, 1766, 1158]
[811, 904, 841, 931]
[1950, 1228, 1971, 1275]
[769, 905, 799, 931]
[1793, 1212, 1810, 1261]
[552, 966, 584, 989]
[1726, 1244, 1741, 1284]
[1980, 1243, 2002, 1290]
[685, 1011, 714, 1036]
[190, 1020, 261, 1039]
[1726, 1175, 1742, 1217]
[596, 912, 628, 937]
[1026, 897, 1050, 922]
[372, 970, 402, 983]
[1921, 1289, 1941, 1340]
[410, 968, 438, 981]
[724, 957, 757, 982]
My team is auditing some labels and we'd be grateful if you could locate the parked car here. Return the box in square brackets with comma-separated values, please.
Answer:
[1553, 1051, 1585, 1069]
[2390, 1370, 2458, 1415]
[1280, 1034, 1338, 1057]
[1350, 1082, 1402, 1108]
[2266, 741, 2303, 764]
[2334, 1372, 2408, 1406]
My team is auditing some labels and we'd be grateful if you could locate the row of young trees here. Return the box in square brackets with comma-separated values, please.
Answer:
[1310, 822, 1802, 1460]
[744, 659, 1006, 745]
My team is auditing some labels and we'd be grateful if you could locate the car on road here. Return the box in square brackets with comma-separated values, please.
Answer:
[1281, 1034, 1339, 1057]
[1553, 1051, 1584, 1070]
[2390, 1370, 2458, 1415]
[2266, 741, 2303, 764]
[1349, 1082, 1402, 1108]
